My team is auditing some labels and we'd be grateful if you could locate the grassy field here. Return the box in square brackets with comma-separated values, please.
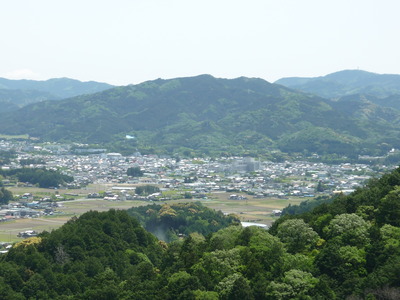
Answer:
[203, 192, 303, 224]
[0, 217, 70, 242]
[0, 134, 30, 140]
[1, 185, 306, 242]
[9, 185, 106, 198]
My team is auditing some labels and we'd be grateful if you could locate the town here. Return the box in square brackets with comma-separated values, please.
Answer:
[0, 140, 396, 226]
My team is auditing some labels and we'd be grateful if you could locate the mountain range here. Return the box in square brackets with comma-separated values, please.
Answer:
[0, 77, 114, 112]
[275, 69, 400, 99]
[1, 70, 400, 156]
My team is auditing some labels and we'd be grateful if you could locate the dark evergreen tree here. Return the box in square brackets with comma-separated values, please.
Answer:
[127, 166, 144, 177]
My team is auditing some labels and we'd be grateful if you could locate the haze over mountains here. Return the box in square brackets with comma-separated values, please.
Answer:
[1, 70, 400, 156]
[275, 69, 400, 99]
[0, 77, 114, 112]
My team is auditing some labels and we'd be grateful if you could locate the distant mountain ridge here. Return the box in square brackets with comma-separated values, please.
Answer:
[275, 70, 400, 99]
[0, 77, 114, 98]
[0, 77, 114, 112]
[1, 74, 400, 156]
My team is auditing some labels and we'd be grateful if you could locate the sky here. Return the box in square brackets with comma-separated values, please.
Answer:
[1, 0, 400, 86]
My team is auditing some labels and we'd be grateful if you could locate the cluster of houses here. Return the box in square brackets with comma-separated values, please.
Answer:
[0, 140, 398, 253]
[0, 140, 396, 208]
[0, 193, 61, 222]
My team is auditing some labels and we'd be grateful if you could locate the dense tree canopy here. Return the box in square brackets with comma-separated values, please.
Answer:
[127, 166, 143, 177]
[0, 150, 16, 166]
[127, 202, 240, 242]
[134, 185, 160, 196]
[0, 168, 73, 188]
[0, 187, 13, 204]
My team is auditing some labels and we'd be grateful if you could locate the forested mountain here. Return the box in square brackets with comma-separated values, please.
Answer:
[2, 167, 400, 298]
[0, 99, 19, 113]
[331, 95, 400, 127]
[0, 77, 114, 111]
[275, 70, 400, 99]
[336, 93, 400, 111]
[0, 90, 55, 113]
[2, 74, 400, 156]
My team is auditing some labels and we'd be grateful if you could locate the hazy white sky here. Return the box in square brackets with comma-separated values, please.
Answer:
[1, 0, 399, 85]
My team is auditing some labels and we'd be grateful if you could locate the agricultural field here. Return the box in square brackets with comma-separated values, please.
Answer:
[0, 134, 30, 140]
[201, 192, 303, 223]
[0, 184, 305, 242]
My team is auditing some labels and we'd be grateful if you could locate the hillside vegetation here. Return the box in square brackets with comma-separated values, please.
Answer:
[127, 202, 240, 242]
[1, 74, 400, 156]
[1, 167, 400, 298]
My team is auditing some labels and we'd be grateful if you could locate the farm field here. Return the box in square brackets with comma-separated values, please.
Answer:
[0, 134, 30, 140]
[201, 192, 304, 224]
[1, 185, 306, 242]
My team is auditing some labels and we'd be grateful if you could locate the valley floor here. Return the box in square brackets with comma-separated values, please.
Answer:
[0, 187, 303, 242]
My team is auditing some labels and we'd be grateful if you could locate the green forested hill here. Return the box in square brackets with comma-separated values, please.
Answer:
[338, 93, 400, 111]
[2, 167, 400, 298]
[0, 77, 114, 111]
[0, 77, 114, 99]
[275, 69, 400, 99]
[2, 74, 400, 156]
[127, 202, 240, 242]
[0, 89, 56, 113]
[0, 209, 165, 299]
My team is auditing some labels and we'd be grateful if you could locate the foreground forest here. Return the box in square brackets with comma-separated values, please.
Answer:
[1, 168, 400, 299]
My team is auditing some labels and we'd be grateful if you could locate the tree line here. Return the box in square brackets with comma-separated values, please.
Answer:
[0, 168, 73, 188]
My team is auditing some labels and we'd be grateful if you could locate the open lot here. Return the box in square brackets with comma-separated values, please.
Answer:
[201, 192, 303, 224]
[1, 185, 305, 242]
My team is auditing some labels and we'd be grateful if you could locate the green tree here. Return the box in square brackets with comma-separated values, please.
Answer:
[192, 248, 242, 290]
[324, 213, 370, 247]
[380, 224, 400, 256]
[0, 277, 24, 300]
[377, 187, 400, 226]
[192, 290, 219, 299]
[127, 166, 144, 177]
[276, 219, 320, 253]
[208, 226, 242, 251]
[216, 273, 254, 300]
[21, 273, 49, 299]
[238, 227, 286, 280]
[184, 191, 193, 199]
[135, 185, 160, 196]
[0, 187, 13, 204]
[164, 271, 201, 300]
[316, 181, 325, 192]
[265, 269, 319, 300]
